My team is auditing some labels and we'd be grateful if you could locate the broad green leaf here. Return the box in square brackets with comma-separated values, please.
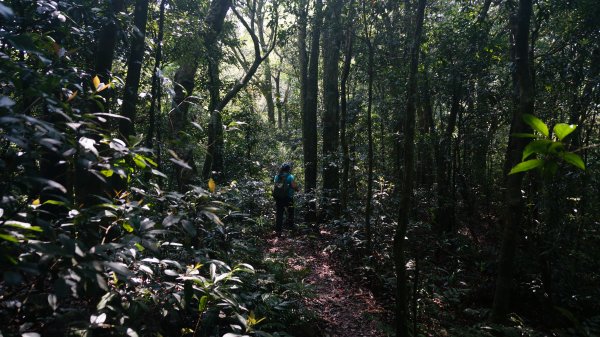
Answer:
[553, 123, 577, 141]
[508, 159, 544, 175]
[522, 114, 549, 137]
[522, 139, 552, 161]
[548, 142, 565, 155]
[562, 152, 585, 170]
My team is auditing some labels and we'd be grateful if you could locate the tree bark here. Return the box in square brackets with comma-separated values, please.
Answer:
[393, 0, 426, 336]
[491, 0, 534, 323]
[119, 0, 149, 140]
[146, 0, 166, 150]
[303, 0, 323, 224]
[340, 10, 354, 212]
[322, 0, 343, 217]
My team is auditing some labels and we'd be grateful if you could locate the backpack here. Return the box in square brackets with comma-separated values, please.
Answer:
[272, 174, 290, 200]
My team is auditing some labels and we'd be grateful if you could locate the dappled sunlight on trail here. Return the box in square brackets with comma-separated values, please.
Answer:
[266, 231, 392, 337]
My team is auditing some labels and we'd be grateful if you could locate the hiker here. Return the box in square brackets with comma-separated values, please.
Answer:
[273, 163, 300, 236]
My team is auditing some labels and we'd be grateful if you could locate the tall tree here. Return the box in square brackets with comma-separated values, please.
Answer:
[120, 0, 150, 140]
[202, 1, 278, 180]
[322, 0, 343, 217]
[339, 3, 354, 212]
[170, 0, 231, 190]
[491, 0, 535, 323]
[393, 0, 426, 335]
[302, 0, 323, 224]
[362, 0, 375, 253]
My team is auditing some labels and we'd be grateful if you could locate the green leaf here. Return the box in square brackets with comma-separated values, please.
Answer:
[562, 152, 585, 170]
[0, 233, 19, 242]
[509, 159, 544, 175]
[122, 223, 134, 233]
[522, 139, 552, 161]
[198, 295, 208, 312]
[4, 221, 43, 232]
[133, 154, 147, 169]
[522, 114, 549, 137]
[100, 169, 114, 177]
[553, 123, 577, 141]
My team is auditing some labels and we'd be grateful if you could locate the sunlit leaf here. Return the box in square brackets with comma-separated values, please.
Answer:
[93, 75, 101, 90]
[562, 152, 585, 170]
[100, 169, 114, 177]
[208, 178, 216, 193]
[553, 123, 577, 141]
[122, 223, 134, 233]
[522, 114, 549, 137]
[0, 233, 18, 243]
[508, 159, 544, 175]
[133, 154, 147, 169]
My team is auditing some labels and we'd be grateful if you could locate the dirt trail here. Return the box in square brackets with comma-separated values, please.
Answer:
[267, 231, 391, 337]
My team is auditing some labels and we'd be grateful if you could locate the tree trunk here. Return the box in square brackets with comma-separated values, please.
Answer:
[491, 0, 534, 323]
[393, 0, 426, 336]
[435, 81, 460, 234]
[363, 0, 375, 253]
[257, 0, 275, 125]
[303, 0, 323, 224]
[322, 0, 343, 218]
[119, 0, 149, 140]
[146, 0, 166, 150]
[340, 13, 354, 212]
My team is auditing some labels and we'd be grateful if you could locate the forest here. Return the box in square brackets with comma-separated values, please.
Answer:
[0, 0, 599, 336]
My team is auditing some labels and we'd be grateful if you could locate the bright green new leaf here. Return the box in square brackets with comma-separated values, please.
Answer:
[122, 223, 134, 233]
[133, 154, 146, 169]
[522, 139, 552, 161]
[522, 114, 549, 137]
[553, 123, 577, 141]
[509, 159, 544, 175]
[562, 152, 585, 170]
[100, 169, 114, 177]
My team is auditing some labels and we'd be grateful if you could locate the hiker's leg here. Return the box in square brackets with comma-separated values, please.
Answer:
[286, 198, 295, 229]
[275, 200, 284, 235]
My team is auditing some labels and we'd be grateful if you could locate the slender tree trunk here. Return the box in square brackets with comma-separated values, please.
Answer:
[146, 0, 166, 149]
[363, 0, 375, 253]
[393, 1, 426, 336]
[340, 14, 354, 212]
[322, 0, 342, 217]
[435, 81, 460, 234]
[119, 0, 149, 140]
[257, 0, 276, 124]
[303, 0, 323, 224]
[491, 0, 534, 323]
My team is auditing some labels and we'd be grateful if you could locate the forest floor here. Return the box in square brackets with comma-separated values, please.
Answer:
[266, 229, 394, 337]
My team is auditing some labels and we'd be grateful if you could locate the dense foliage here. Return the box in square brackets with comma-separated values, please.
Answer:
[1, 0, 599, 336]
